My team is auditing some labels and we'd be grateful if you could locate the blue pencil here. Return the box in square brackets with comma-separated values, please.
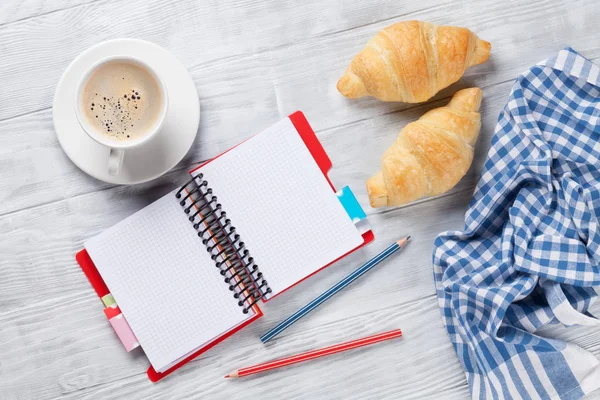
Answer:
[260, 236, 410, 343]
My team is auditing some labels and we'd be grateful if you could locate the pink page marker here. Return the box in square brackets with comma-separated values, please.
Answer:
[104, 305, 139, 352]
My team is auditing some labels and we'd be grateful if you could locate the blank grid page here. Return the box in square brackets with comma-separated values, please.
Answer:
[197, 118, 363, 297]
[85, 191, 250, 372]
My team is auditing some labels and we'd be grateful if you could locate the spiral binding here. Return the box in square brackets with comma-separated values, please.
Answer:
[175, 175, 272, 314]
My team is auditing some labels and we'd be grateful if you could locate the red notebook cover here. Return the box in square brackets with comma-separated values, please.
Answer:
[75, 111, 374, 382]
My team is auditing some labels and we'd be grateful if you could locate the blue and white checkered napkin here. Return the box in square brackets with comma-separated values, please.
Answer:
[433, 48, 600, 400]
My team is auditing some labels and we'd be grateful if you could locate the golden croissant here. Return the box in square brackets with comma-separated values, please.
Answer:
[367, 87, 482, 207]
[337, 21, 490, 103]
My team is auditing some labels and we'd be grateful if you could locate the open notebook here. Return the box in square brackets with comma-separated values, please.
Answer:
[80, 112, 373, 380]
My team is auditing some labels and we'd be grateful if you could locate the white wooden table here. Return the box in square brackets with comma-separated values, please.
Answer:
[1, 0, 600, 398]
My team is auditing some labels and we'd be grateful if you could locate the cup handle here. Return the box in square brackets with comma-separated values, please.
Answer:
[108, 148, 125, 176]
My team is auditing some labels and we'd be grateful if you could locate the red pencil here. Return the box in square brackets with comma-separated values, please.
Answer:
[225, 329, 402, 378]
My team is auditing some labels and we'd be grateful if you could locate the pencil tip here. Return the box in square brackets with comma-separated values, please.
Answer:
[397, 236, 411, 246]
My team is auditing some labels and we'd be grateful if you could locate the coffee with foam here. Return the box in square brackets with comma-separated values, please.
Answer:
[81, 60, 163, 142]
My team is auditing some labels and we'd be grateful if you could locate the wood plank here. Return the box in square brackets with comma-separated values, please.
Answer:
[0, 287, 466, 398]
[0, 0, 99, 26]
[2, 285, 598, 398]
[72, 296, 474, 399]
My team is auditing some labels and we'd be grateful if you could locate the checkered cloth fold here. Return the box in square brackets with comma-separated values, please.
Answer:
[433, 48, 600, 399]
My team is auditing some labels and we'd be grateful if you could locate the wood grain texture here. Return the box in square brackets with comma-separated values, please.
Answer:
[0, 0, 100, 25]
[1, 0, 600, 398]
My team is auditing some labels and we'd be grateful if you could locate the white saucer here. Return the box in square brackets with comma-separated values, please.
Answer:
[53, 39, 200, 185]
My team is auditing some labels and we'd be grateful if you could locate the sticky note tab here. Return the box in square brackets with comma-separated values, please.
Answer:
[106, 312, 140, 352]
[103, 305, 121, 319]
[336, 186, 371, 234]
[101, 293, 116, 307]
[103, 303, 139, 352]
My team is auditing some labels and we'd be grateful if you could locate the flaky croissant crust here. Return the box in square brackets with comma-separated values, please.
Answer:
[367, 87, 483, 207]
[337, 21, 490, 103]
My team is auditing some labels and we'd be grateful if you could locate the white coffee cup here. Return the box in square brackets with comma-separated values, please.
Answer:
[74, 56, 169, 176]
